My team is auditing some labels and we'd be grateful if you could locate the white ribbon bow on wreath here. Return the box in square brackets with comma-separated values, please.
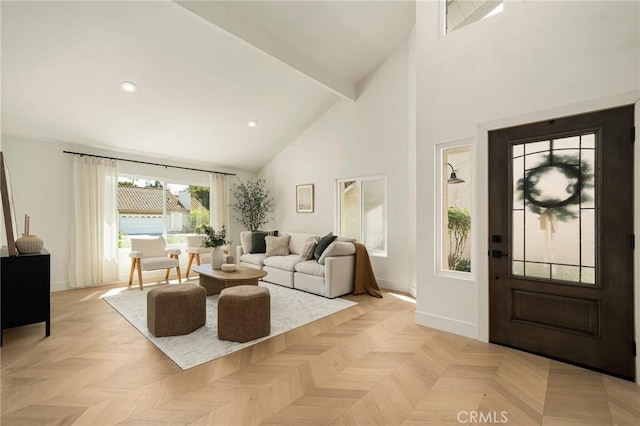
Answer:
[539, 209, 558, 262]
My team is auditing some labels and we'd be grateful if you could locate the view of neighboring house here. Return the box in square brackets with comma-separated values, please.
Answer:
[117, 186, 206, 236]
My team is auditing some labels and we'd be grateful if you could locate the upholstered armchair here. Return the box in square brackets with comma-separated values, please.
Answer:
[129, 236, 181, 290]
[185, 235, 211, 277]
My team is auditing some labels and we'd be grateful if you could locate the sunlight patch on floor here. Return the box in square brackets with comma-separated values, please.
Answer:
[387, 292, 416, 304]
[99, 279, 183, 298]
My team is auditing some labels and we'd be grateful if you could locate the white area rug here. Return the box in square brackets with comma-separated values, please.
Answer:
[102, 282, 357, 370]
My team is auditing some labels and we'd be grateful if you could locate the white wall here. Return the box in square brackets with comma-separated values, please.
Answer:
[2, 135, 255, 291]
[260, 36, 415, 293]
[415, 0, 639, 378]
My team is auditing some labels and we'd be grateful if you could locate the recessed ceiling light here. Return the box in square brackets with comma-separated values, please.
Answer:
[120, 81, 137, 92]
[248, 120, 258, 128]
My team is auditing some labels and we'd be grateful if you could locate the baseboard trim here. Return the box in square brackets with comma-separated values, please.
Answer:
[415, 310, 478, 339]
[377, 278, 409, 294]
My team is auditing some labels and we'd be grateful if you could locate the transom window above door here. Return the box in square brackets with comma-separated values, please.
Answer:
[445, 0, 503, 34]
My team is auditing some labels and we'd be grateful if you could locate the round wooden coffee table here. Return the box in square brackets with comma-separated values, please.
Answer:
[191, 264, 267, 296]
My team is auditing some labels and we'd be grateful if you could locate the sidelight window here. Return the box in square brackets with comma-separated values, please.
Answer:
[438, 144, 473, 275]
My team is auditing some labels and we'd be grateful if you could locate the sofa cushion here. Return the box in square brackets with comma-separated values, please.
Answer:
[314, 233, 337, 260]
[140, 256, 179, 270]
[298, 237, 318, 261]
[265, 235, 290, 257]
[288, 232, 318, 255]
[240, 253, 266, 267]
[295, 260, 324, 277]
[263, 254, 300, 272]
[318, 241, 356, 265]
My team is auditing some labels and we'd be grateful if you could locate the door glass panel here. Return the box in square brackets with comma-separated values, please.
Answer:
[512, 260, 524, 276]
[511, 133, 597, 284]
[581, 209, 595, 267]
[512, 210, 524, 260]
[554, 135, 580, 150]
[525, 140, 549, 155]
[581, 267, 595, 284]
[581, 133, 595, 149]
[524, 262, 550, 279]
[512, 157, 524, 210]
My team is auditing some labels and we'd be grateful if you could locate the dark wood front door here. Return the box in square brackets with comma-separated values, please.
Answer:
[488, 105, 635, 380]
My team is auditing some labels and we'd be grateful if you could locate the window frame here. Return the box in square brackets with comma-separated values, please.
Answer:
[442, 0, 505, 35]
[436, 140, 475, 280]
[335, 174, 388, 257]
[116, 174, 211, 241]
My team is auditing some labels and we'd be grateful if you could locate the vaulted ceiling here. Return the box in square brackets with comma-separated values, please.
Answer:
[1, 1, 415, 172]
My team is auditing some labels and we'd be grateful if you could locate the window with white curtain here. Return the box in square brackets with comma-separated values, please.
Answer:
[337, 176, 387, 256]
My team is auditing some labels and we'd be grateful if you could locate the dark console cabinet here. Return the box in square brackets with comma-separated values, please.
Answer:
[1, 248, 50, 345]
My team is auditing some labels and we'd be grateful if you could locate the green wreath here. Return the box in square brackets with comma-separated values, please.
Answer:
[516, 153, 593, 222]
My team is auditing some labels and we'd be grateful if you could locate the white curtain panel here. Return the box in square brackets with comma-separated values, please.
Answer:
[209, 173, 230, 230]
[68, 156, 119, 287]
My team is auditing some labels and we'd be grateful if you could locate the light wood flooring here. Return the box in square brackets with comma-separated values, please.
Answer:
[1, 279, 639, 425]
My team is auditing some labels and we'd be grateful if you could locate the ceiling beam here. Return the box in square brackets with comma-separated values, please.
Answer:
[174, 1, 356, 101]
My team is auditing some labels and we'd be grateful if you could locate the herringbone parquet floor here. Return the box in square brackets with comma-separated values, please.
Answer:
[1, 279, 639, 425]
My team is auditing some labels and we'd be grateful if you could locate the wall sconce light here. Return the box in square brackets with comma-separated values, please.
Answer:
[448, 163, 465, 184]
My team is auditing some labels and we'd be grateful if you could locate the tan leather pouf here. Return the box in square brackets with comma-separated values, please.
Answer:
[217, 285, 270, 343]
[147, 284, 206, 337]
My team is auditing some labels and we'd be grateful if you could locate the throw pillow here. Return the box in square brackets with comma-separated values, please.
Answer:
[265, 235, 291, 257]
[240, 231, 253, 254]
[314, 233, 337, 260]
[250, 231, 268, 254]
[298, 238, 318, 261]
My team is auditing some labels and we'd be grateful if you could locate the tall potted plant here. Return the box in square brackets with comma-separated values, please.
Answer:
[196, 224, 231, 270]
[231, 178, 274, 231]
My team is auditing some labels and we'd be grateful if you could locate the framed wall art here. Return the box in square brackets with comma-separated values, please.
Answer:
[1, 152, 17, 255]
[296, 184, 314, 213]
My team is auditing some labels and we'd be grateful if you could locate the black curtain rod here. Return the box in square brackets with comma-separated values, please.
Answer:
[62, 150, 236, 176]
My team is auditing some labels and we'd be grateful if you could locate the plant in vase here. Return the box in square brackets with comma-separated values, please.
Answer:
[231, 178, 274, 231]
[196, 224, 231, 270]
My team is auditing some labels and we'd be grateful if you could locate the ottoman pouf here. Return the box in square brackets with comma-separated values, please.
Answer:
[147, 283, 206, 337]
[218, 285, 270, 343]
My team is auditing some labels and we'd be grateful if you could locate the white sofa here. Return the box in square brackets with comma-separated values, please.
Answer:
[235, 231, 356, 298]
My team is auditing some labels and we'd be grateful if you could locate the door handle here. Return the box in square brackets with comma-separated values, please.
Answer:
[491, 250, 510, 258]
